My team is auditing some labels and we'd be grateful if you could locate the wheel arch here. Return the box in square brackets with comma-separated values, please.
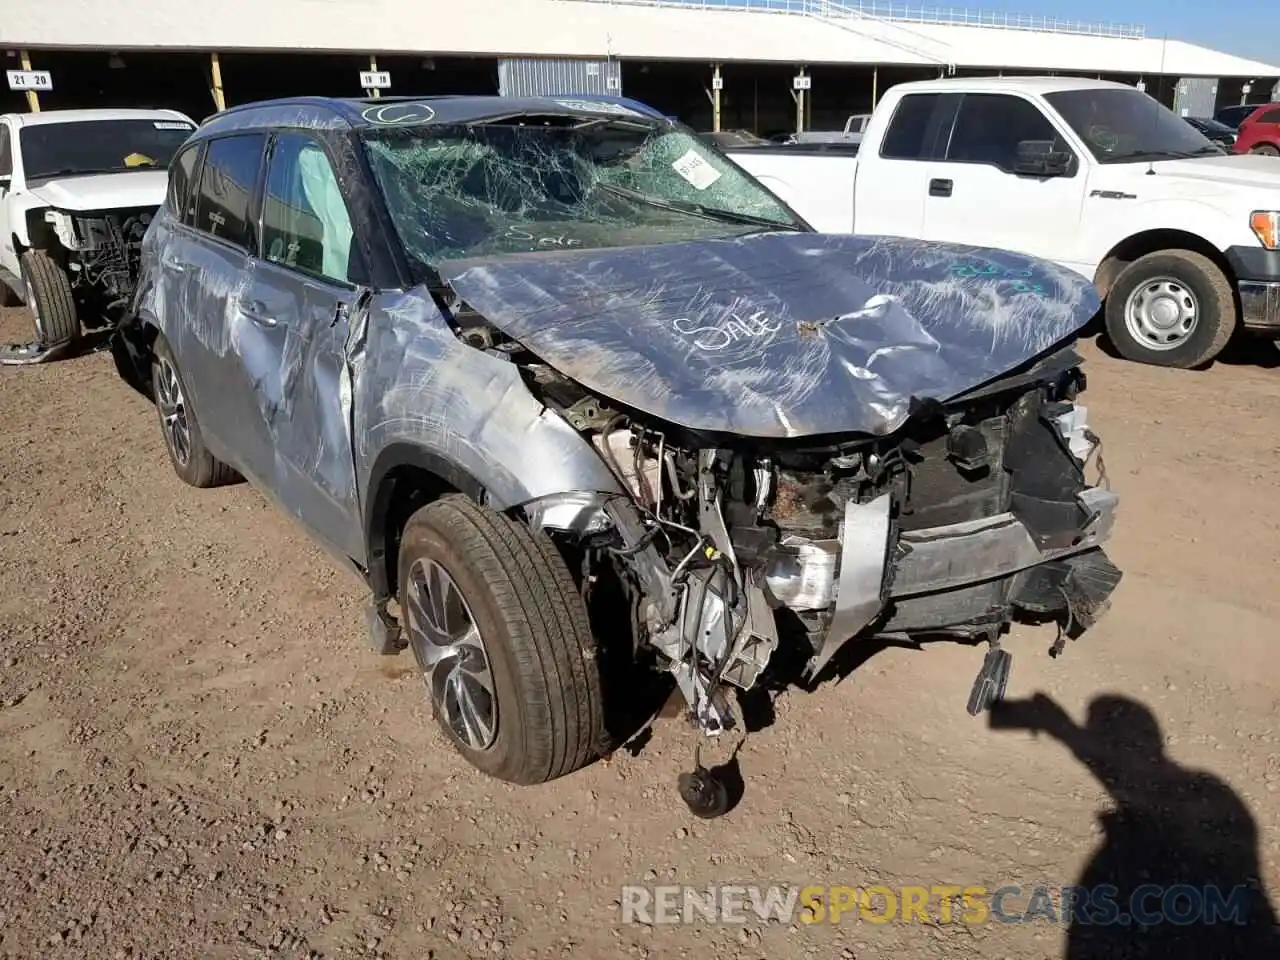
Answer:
[105, 302, 164, 397]
[20, 207, 60, 256]
[363, 443, 487, 605]
[1093, 229, 1236, 300]
[6, 194, 47, 251]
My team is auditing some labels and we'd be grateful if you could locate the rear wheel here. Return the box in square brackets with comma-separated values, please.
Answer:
[1249, 143, 1279, 156]
[19, 249, 79, 348]
[150, 335, 239, 488]
[398, 495, 605, 785]
[1104, 249, 1236, 368]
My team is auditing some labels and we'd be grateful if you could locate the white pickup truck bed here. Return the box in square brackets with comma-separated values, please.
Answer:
[724, 149, 858, 234]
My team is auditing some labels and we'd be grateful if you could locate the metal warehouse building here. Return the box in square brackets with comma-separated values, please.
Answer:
[3, 0, 1279, 134]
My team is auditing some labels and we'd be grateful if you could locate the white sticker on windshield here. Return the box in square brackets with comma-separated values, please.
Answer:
[671, 148, 722, 191]
[153, 121, 194, 131]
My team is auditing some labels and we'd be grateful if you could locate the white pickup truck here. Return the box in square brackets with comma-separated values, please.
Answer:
[0, 107, 197, 362]
[727, 77, 1280, 368]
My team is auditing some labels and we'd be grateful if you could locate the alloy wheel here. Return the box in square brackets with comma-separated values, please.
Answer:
[404, 557, 498, 750]
[154, 356, 192, 466]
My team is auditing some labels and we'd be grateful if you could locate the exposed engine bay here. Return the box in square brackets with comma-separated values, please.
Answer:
[448, 295, 1123, 768]
[42, 206, 154, 321]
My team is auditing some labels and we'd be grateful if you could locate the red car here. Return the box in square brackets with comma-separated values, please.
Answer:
[1233, 103, 1280, 156]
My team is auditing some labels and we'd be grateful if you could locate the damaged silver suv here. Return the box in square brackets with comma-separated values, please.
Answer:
[118, 94, 1121, 815]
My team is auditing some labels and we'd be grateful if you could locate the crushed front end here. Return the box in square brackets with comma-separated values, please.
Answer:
[43, 206, 155, 320]
[522, 342, 1119, 750]
[434, 230, 1120, 815]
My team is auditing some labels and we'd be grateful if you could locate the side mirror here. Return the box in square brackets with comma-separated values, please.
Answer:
[1014, 140, 1072, 177]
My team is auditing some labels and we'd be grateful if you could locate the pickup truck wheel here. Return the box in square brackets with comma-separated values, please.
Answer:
[1104, 250, 1235, 368]
[1250, 144, 1279, 156]
[398, 495, 604, 785]
[150, 335, 240, 488]
[19, 249, 80, 347]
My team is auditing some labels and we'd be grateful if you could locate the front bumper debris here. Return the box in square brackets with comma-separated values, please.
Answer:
[803, 486, 1120, 679]
[0, 340, 72, 366]
[891, 487, 1117, 598]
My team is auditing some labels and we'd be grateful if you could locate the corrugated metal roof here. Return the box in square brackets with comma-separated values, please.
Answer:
[1, 0, 1276, 77]
[498, 58, 623, 97]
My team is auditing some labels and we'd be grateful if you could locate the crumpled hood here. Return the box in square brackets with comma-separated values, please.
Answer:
[27, 170, 168, 212]
[439, 232, 1100, 439]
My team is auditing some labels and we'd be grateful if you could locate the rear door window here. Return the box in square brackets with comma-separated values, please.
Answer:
[193, 133, 266, 252]
[879, 93, 960, 161]
[167, 143, 200, 223]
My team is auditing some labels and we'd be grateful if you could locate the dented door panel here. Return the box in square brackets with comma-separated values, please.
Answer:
[348, 289, 625, 514]
[236, 258, 364, 561]
[172, 236, 255, 468]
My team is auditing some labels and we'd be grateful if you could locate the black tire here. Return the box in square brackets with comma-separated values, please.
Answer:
[398, 495, 605, 785]
[1104, 249, 1236, 369]
[1249, 143, 1279, 156]
[150, 334, 239, 488]
[19, 248, 80, 347]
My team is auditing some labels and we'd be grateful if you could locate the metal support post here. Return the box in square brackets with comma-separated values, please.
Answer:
[210, 52, 226, 112]
[19, 51, 39, 112]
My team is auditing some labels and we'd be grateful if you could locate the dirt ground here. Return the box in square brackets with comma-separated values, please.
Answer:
[0, 305, 1277, 960]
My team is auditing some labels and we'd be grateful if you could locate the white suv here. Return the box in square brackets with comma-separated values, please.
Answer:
[0, 107, 196, 362]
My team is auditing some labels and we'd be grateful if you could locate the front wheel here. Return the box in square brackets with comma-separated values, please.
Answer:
[1104, 249, 1236, 368]
[398, 495, 605, 785]
[19, 249, 80, 348]
[1249, 143, 1279, 156]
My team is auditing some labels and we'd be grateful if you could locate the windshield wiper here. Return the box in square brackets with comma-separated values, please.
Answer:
[597, 182, 797, 231]
[32, 166, 143, 178]
[1103, 147, 1221, 163]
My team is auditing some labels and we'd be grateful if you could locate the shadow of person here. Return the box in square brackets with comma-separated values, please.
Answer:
[989, 693, 1279, 959]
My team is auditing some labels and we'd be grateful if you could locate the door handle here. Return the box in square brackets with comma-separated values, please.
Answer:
[240, 299, 277, 326]
[929, 178, 953, 197]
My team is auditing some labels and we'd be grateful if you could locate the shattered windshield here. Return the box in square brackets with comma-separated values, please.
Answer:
[19, 118, 195, 180]
[360, 115, 804, 267]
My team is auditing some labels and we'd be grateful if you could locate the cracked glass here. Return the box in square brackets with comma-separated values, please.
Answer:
[360, 116, 803, 268]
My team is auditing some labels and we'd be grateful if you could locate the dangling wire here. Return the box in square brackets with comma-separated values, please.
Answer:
[1048, 583, 1078, 658]
[1083, 428, 1109, 490]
